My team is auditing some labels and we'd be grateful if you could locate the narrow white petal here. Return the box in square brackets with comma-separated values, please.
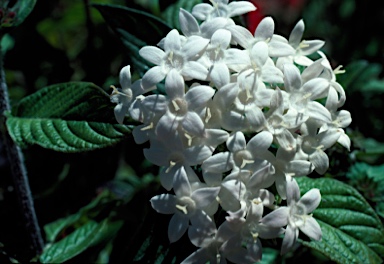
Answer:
[150, 194, 176, 214]
[139, 46, 165, 65]
[185, 85, 215, 110]
[113, 103, 128, 124]
[211, 29, 231, 49]
[168, 213, 189, 243]
[227, 1, 257, 17]
[281, 224, 298, 255]
[268, 41, 295, 57]
[179, 8, 200, 36]
[297, 188, 321, 214]
[247, 131, 273, 154]
[182, 111, 205, 137]
[142, 66, 166, 89]
[184, 145, 213, 166]
[299, 217, 322, 241]
[225, 48, 250, 72]
[261, 65, 284, 84]
[261, 206, 289, 227]
[227, 131, 246, 152]
[173, 166, 192, 197]
[182, 37, 210, 59]
[251, 41, 269, 67]
[192, 187, 221, 208]
[276, 130, 296, 152]
[307, 101, 332, 123]
[202, 152, 233, 173]
[192, 3, 213, 20]
[182, 61, 208, 81]
[254, 16, 274, 41]
[287, 160, 314, 176]
[337, 133, 351, 151]
[283, 64, 302, 92]
[164, 29, 181, 51]
[300, 40, 325, 55]
[311, 150, 329, 175]
[209, 63, 230, 88]
[227, 24, 253, 49]
[286, 177, 300, 206]
[302, 78, 330, 100]
[289, 19, 304, 47]
[119, 65, 132, 89]
[165, 69, 185, 99]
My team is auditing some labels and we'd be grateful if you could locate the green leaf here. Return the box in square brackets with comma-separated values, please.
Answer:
[0, 0, 36, 28]
[259, 247, 280, 264]
[92, 3, 171, 77]
[353, 137, 384, 163]
[338, 60, 383, 92]
[297, 177, 384, 263]
[162, 0, 202, 30]
[40, 219, 123, 263]
[43, 189, 118, 242]
[11, 0, 37, 27]
[6, 82, 131, 152]
[302, 220, 382, 264]
[6, 117, 130, 152]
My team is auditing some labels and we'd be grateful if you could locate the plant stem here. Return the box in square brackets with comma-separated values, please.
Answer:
[0, 39, 44, 256]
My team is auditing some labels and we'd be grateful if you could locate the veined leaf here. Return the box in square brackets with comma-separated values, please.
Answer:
[92, 3, 171, 77]
[6, 82, 131, 152]
[6, 117, 130, 152]
[40, 219, 123, 263]
[297, 177, 384, 263]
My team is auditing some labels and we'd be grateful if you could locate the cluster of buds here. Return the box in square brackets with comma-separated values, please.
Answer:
[110, 0, 351, 262]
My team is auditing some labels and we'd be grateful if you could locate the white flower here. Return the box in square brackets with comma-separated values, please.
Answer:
[150, 166, 220, 243]
[261, 178, 322, 254]
[296, 120, 342, 174]
[110, 65, 154, 124]
[139, 29, 209, 89]
[263, 87, 299, 152]
[155, 69, 215, 140]
[179, 8, 234, 40]
[192, 0, 256, 22]
[276, 19, 325, 68]
[283, 63, 332, 124]
[199, 28, 232, 88]
[228, 17, 295, 57]
[144, 137, 212, 190]
[201, 131, 273, 175]
[272, 147, 314, 199]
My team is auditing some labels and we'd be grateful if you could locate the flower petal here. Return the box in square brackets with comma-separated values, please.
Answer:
[297, 188, 321, 214]
[168, 213, 189, 243]
[299, 217, 322, 241]
[150, 194, 176, 214]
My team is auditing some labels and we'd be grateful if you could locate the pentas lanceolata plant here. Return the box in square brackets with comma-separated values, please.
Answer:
[110, 0, 351, 263]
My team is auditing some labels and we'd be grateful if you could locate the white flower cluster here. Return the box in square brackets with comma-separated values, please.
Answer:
[110, 0, 352, 262]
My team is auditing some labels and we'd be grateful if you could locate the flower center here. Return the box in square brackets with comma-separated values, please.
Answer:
[234, 150, 254, 168]
[267, 115, 284, 134]
[206, 46, 225, 63]
[176, 196, 196, 215]
[302, 136, 318, 154]
[169, 98, 188, 116]
[237, 86, 255, 106]
[289, 204, 308, 228]
[164, 51, 185, 72]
